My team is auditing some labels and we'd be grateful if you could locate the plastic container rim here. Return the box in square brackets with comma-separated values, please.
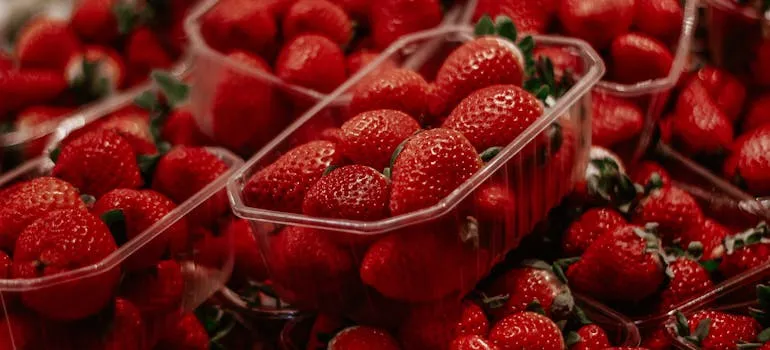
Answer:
[705, 0, 769, 22]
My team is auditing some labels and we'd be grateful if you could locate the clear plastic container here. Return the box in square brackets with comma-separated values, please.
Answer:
[665, 300, 761, 349]
[227, 26, 604, 326]
[701, 0, 769, 78]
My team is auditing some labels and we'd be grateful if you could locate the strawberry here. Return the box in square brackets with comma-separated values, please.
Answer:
[752, 39, 770, 87]
[329, 326, 400, 350]
[346, 50, 397, 75]
[339, 109, 420, 170]
[633, 0, 683, 43]
[337, 0, 371, 19]
[629, 161, 671, 188]
[219, 218, 269, 284]
[275, 34, 347, 93]
[124, 27, 174, 86]
[562, 207, 627, 257]
[15, 17, 80, 71]
[96, 106, 156, 155]
[398, 301, 465, 350]
[370, 0, 442, 50]
[91, 189, 187, 269]
[566, 224, 665, 302]
[389, 128, 482, 215]
[451, 335, 499, 350]
[0, 69, 68, 116]
[305, 314, 346, 350]
[570, 147, 636, 207]
[302, 165, 390, 221]
[570, 324, 611, 350]
[724, 125, 770, 195]
[690, 66, 746, 122]
[742, 93, 770, 133]
[489, 311, 565, 349]
[349, 68, 431, 119]
[483, 262, 574, 322]
[155, 313, 209, 350]
[13, 106, 73, 157]
[670, 80, 734, 155]
[70, 0, 120, 44]
[610, 33, 674, 84]
[472, 0, 558, 34]
[65, 45, 126, 101]
[200, 0, 277, 56]
[0, 177, 87, 250]
[678, 219, 730, 261]
[558, 0, 635, 49]
[0, 312, 43, 349]
[642, 327, 673, 350]
[719, 223, 770, 278]
[52, 129, 142, 197]
[470, 182, 518, 252]
[658, 258, 713, 312]
[287, 107, 343, 147]
[162, 108, 210, 147]
[591, 91, 644, 149]
[534, 46, 582, 80]
[632, 185, 703, 243]
[121, 260, 184, 317]
[78, 298, 146, 350]
[457, 301, 490, 337]
[677, 310, 759, 349]
[13, 209, 119, 320]
[283, 0, 353, 47]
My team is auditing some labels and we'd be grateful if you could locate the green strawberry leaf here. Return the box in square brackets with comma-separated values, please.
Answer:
[494, 16, 517, 42]
[134, 91, 160, 111]
[759, 327, 770, 342]
[113, 2, 140, 34]
[480, 146, 502, 162]
[692, 318, 711, 345]
[675, 311, 690, 337]
[151, 70, 189, 108]
[479, 292, 510, 310]
[322, 165, 339, 177]
[101, 209, 128, 245]
[137, 153, 163, 185]
[564, 331, 581, 347]
[699, 259, 720, 273]
[525, 300, 546, 315]
[382, 167, 392, 180]
[49, 147, 61, 163]
[571, 305, 593, 326]
[757, 284, 770, 311]
[474, 15, 496, 36]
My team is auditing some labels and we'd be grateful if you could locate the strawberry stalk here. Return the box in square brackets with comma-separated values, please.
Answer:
[675, 311, 711, 346]
[134, 70, 189, 150]
[70, 59, 111, 104]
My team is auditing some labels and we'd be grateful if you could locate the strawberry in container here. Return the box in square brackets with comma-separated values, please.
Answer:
[0, 0, 197, 171]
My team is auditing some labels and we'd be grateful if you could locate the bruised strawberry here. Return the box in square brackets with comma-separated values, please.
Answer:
[302, 165, 390, 221]
[489, 311, 565, 349]
[329, 326, 400, 350]
[70, 0, 120, 44]
[633, 0, 683, 43]
[121, 260, 184, 317]
[0, 69, 68, 116]
[349, 68, 431, 119]
[724, 125, 770, 196]
[658, 258, 713, 311]
[155, 313, 209, 350]
[370, 0, 442, 50]
[591, 91, 644, 149]
[629, 161, 671, 188]
[15, 17, 80, 71]
[13, 209, 119, 320]
[200, 0, 277, 56]
[570, 324, 611, 350]
[610, 33, 673, 84]
[742, 93, 770, 133]
[243, 140, 343, 213]
[678, 219, 730, 261]
[283, 0, 353, 47]
[472, 0, 558, 34]
[483, 262, 573, 322]
[632, 185, 703, 243]
[275, 34, 347, 93]
[124, 27, 174, 85]
[690, 66, 746, 122]
[451, 335, 499, 350]
[559, 0, 635, 49]
[670, 80, 734, 155]
[339, 109, 420, 170]
[562, 207, 626, 257]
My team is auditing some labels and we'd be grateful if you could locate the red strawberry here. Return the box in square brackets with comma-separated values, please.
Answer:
[14, 105, 73, 159]
[0, 177, 87, 250]
[305, 314, 346, 350]
[302, 165, 390, 221]
[200, 0, 277, 56]
[65, 45, 126, 99]
[155, 313, 209, 350]
[570, 324, 611, 350]
[15, 17, 80, 71]
[610, 33, 673, 84]
[671, 80, 734, 155]
[642, 327, 673, 350]
[724, 125, 770, 195]
[690, 66, 746, 122]
[95, 107, 156, 155]
[121, 260, 184, 317]
[633, 0, 683, 43]
[243, 140, 343, 213]
[346, 50, 397, 75]
[559, 0, 635, 49]
[566, 224, 665, 302]
[124, 27, 174, 86]
[162, 108, 210, 147]
[349, 68, 431, 119]
[658, 258, 713, 311]
[457, 301, 490, 337]
[483, 262, 573, 322]
[13, 209, 119, 320]
[221, 218, 268, 284]
[0, 69, 68, 116]
[339, 109, 420, 170]
[70, 0, 120, 44]
[329, 326, 400, 350]
[0, 312, 44, 349]
[752, 39, 770, 87]
[390, 128, 482, 215]
[629, 161, 671, 188]
[52, 129, 142, 197]
[398, 302, 463, 350]
[489, 311, 565, 349]
[591, 91, 644, 149]
[431, 37, 525, 116]
[451, 335, 499, 350]
[681, 310, 759, 349]
[742, 93, 770, 133]
[632, 185, 703, 243]
[534, 46, 583, 79]
[472, 0, 558, 34]
[78, 298, 146, 350]
[283, 0, 353, 47]
[287, 107, 343, 147]
[337, 0, 371, 19]
[0, 251, 9, 278]
[562, 207, 627, 257]
[276, 34, 347, 93]
[370, 0, 442, 50]
[470, 182, 518, 252]
[678, 219, 730, 261]
[91, 189, 187, 269]
[719, 223, 770, 278]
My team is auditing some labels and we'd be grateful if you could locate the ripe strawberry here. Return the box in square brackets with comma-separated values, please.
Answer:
[719, 223, 770, 278]
[200, 0, 277, 56]
[337, 0, 371, 19]
[220, 218, 268, 284]
[121, 260, 184, 317]
[162, 108, 210, 147]
[451, 335, 499, 350]
[629, 161, 671, 188]
[390, 128, 482, 215]
[570, 324, 611, 350]
[591, 91, 644, 149]
[329, 326, 400, 350]
[752, 40, 770, 87]
[610, 33, 673, 84]
[457, 301, 490, 337]
[534, 46, 582, 79]
[690, 66, 746, 122]
[370, 0, 442, 50]
[283, 0, 353, 47]
[431, 37, 525, 116]
[339, 109, 420, 170]
[562, 207, 627, 257]
[65, 45, 126, 100]
[14, 106, 74, 159]
[632, 185, 703, 243]
[124, 27, 174, 86]
[658, 258, 713, 311]
[0, 312, 42, 349]
[633, 0, 683, 43]
[52, 129, 142, 197]
[680, 310, 759, 349]
[483, 262, 573, 322]
[566, 225, 665, 302]
[559, 0, 635, 49]
[488, 312, 565, 349]
[470, 182, 518, 251]
[13, 209, 119, 320]
[0, 69, 68, 116]
[724, 125, 770, 195]
[302, 165, 390, 220]
[349, 68, 431, 119]
[97, 106, 156, 155]
[286, 107, 343, 147]
[305, 314, 346, 350]
[678, 219, 730, 261]
[472, 0, 558, 34]
[275, 34, 347, 93]
[346, 50, 397, 75]
[15, 17, 80, 71]
[670, 80, 734, 155]
[155, 313, 209, 350]
[642, 327, 673, 350]
[70, 0, 120, 44]
[78, 298, 146, 350]
[742, 93, 770, 133]
[0, 177, 86, 250]
[243, 140, 343, 213]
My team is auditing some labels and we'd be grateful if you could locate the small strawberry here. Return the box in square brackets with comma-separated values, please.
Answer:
[65, 45, 126, 102]
[451, 335, 499, 350]
[70, 0, 120, 44]
[569, 324, 611, 350]
[0, 69, 68, 116]
[678, 219, 731, 261]
[389, 128, 482, 215]
[121, 260, 184, 317]
[719, 223, 770, 278]
[628, 161, 671, 188]
[690, 66, 746, 122]
[742, 93, 770, 133]
[675, 310, 759, 349]
[472, 0, 558, 34]
[559, 0, 635, 49]
[52, 129, 143, 198]
[78, 298, 146, 350]
[370, 0, 442, 50]
[723, 125, 770, 196]
[155, 313, 209, 350]
[349, 68, 432, 119]
[124, 27, 174, 86]
[15, 17, 80, 71]
[329, 326, 400, 350]
[670, 79, 734, 155]
[658, 258, 714, 312]
[633, 0, 684, 43]
[632, 185, 703, 243]
[489, 311, 565, 349]
[276, 34, 347, 93]
[591, 91, 644, 149]
[562, 207, 627, 257]
[200, 0, 277, 56]
[283, 0, 353, 47]
[610, 33, 674, 84]
[243, 140, 343, 213]
[302, 165, 390, 221]
[13, 209, 119, 320]
[339, 109, 420, 170]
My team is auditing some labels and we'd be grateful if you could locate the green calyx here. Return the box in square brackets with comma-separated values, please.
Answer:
[70, 58, 111, 104]
[112, 0, 171, 34]
[479, 292, 510, 310]
[675, 311, 710, 346]
[644, 172, 665, 194]
[134, 70, 189, 153]
[586, 157, 638, 208]
[525, 300, 547, 315]
[552, 257, 580, 285]
[101, 209, 128, 245]
[724, 221, 770, 255]
[195, 304, 238, 350]
[480, 147, 502, 162]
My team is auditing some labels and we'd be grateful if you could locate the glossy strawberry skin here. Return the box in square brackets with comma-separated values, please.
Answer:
[93, 107, 155, 155]
[302, 165, 390, 221]
[339, 109, 420, 170]
[723, 125, 770, 196]
[633, 0, 683, 43]
[688, 310, 759, 349]
[489, 312, 565, 350]
[16, 18, 80, 71]
[629, 161, 671, 188]
[562, 207, 627, 257]
[70, 0, 120, 44]
[275, 34, 347, 93]
[719, 243, 770, 278]
[329, 326, 401, 350]
[558, 0, 635, 50]
[691, 66, 746, 122]
[13, 209, 119, 320]
[349, 68, 432, 119]
[632, 186, 703, 243]
[610, 33, 673, 84]
[572, 324, 611, 350]
[591, 91, 644, 149]
[0, 69, 69, 116]
[124, 27, 174, 85]
[451, 335, 500, 350]
[121, 260, 184, 317]
[200, 0, 277, 56]
[283, 0, 353, 47]
[472, 0, 558, 34]
[678, 219, 730, 261]
[670, 80, 734, 155]
[370, 0, 442, 50]
[484, 266, 571, 322]
[658, 258, 713, 311]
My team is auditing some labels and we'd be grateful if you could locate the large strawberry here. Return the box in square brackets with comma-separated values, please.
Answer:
[562, 207, 627, 257]
[558, 0, 635, 50]
[243, 140, 343, 213]
[591, 91, 644, 149]
[723, 125, 770, 196]
[632, 185, 704, 243]
[658, 258, 713, 312]
[329, 326, 401, 350]
[349, 68, 432, 120]
[15, 17, 80, 71]
[200, 0, 277, 56]
[339, 109, 420, 170]
[0, 177, 87, 250]
[570, 324, 611, 350]
[489, 311, 565, 349]
[634, 0, 684, 43]
[670, 79, 734, 155]
[370, 0, 442, 50]
[13, 209, 119, 320]
[275, 34, 347, 93]
[52, 129, 143, 198]
[483, 262, 574, 322]
[690, 66, 746, 122]
[675, 310, 760, 349]
[610, 32, 674, 84]
[70, 0, 120, 44]
[302, 165, 390, 221]
[283, 0, 353, 47]
[0, 69, 68, 116]
[121, 260, 184, 317]
[472, 0, 558, 34]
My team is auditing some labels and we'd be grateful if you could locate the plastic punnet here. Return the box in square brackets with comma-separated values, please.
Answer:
[701, 0, 769, 75]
